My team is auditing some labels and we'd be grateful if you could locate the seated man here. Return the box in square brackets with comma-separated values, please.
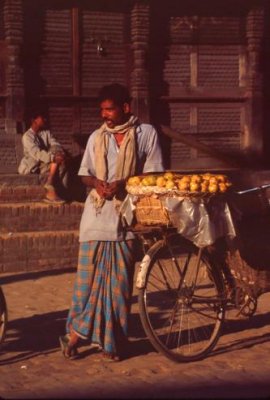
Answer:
[18, 111, 67, 203]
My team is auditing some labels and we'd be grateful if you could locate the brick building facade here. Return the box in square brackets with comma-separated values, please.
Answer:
[0, 0, 270, 172]
[1, 0, 270, 273]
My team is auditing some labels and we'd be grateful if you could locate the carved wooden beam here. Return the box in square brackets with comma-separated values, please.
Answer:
[161, 124, 249, 168]
[245, 5, 264, 159]
[4, 0, 24, 134]
[130, 0, 150, 121]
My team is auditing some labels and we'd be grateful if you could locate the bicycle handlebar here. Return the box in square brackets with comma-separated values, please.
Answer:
[235, 183, 270, 195]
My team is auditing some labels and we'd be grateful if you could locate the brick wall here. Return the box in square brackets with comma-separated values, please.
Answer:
[0, 230, 79, 272]
[0, 177, 84, 273]
[0, 202, 83, 233]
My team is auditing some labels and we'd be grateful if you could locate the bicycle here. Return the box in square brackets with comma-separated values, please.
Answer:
[0, 285, 8, 346]
[128, 183, 270, 363]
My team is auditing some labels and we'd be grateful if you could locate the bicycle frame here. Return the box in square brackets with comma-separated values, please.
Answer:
[127, 181, 270, 362]
[235, 183, 270, 195]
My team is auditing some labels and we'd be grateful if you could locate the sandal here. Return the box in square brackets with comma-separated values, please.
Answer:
[59, 335, 79, 360]
[43, 197, 65, 204]
[44, 184, 65, 204]
[102, 351, 120, 362]
[44, 183, 55, 191]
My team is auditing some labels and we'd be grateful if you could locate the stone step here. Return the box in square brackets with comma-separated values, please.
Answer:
[0, 171, 87, 203]
[0, 230, 79, 273]
[0, 184, 45, 202]
[0, 173, 40, 185]
[0, 174, 45, 202]
[0, 201, 84, 233]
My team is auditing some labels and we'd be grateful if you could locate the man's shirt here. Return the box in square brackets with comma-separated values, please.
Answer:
[79, 123, 164, 241]
[18, 128, 62, 174]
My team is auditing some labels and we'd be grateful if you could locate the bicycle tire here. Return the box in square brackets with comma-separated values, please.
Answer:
[138, 235, 225, 362]
[0, 286, 8, 346]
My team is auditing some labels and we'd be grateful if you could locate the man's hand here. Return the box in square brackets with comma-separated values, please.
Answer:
[53, 151, 66, 164]
[81, 176, 126, 199]
[94, 178, 109, 198]
[102, 179, 126, 200]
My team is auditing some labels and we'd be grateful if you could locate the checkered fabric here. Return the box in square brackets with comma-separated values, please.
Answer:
[66, 240, 134, 354]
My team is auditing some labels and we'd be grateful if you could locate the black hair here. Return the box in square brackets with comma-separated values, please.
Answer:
[29, 110, 47, 120]
[98, 83, 131, 106]
[24, 106, 47, 121]
[24, 108, 48, 126]
[24, 107, 49, 128]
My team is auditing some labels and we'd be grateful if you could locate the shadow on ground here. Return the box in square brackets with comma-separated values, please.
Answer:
[1, 308, 270, 366]
[0, 305, 152, 365]
[0, 268, 76, 285]
[210, 310, 270, 357]
[1, 269, 270, 366]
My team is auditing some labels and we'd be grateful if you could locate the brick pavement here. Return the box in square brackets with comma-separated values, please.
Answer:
[0, 267, 270, 399]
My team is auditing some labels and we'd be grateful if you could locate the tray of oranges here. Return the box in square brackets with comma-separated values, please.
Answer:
[126, 171, 232, 198]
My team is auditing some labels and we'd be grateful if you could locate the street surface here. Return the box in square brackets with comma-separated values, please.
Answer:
[0, 267, 270, 399]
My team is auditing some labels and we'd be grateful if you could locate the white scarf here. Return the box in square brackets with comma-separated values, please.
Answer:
[90, 115, 138, 212]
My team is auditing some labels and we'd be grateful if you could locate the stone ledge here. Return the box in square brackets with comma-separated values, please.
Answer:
[0, 184, 45, 202]
[0, 173, 87, 203]
[0, 201, 84, 233]
[0, 230, 79, 273]
[0, 173, 40, 185]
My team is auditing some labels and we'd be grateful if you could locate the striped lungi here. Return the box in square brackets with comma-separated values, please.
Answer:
[66, 240, 134, 355]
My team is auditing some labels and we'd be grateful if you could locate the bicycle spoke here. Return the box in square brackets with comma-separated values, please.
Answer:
[139, 237, 225, 362]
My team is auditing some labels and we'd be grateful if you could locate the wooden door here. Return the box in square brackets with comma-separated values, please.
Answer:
[23, 0, 131, 155]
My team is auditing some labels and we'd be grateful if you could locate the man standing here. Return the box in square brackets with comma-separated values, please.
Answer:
[18, 111, 67, 203]
[60, 83, 164, 361]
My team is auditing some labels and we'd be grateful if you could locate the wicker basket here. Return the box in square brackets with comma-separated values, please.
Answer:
[130, 189, 215, 226]
[225, 229, 270, 295]
[134, 196, 170, 226]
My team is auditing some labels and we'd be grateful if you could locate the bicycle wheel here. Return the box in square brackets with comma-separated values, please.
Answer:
[0, 286, 8, 346]
[138, 235, 225, 362]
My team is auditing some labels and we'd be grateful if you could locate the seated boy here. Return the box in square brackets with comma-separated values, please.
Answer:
[18, 111, 67, 203]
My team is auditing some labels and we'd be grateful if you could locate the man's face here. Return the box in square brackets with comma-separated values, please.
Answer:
[33, 115, 46, 131]
[100, 99, 130, 128]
